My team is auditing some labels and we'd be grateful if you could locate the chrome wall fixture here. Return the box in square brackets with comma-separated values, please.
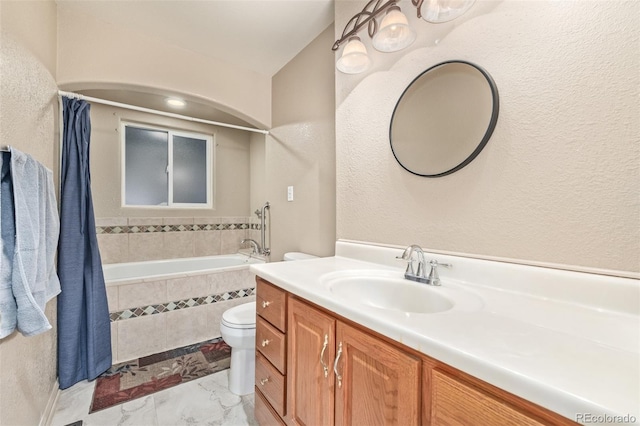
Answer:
[333, 0, 476, 74]
[243, 201, 271, 257]
[259, 201, 271, 257]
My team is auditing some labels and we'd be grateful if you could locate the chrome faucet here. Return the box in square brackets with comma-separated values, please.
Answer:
[397, 245, 426, 282]
[241, 238, 261, 255]
[396, 245, 451, 286]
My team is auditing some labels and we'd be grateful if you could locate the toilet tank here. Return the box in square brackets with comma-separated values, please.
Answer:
[283, 252, 317, 261]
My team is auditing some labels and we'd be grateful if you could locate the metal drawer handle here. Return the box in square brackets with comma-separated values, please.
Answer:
[320, 334, 329, 378]
[333, 341, 343, 388]
[260, 377, 270, 386]
[261, 339, 271, 347]
[262, 301, 271, 308]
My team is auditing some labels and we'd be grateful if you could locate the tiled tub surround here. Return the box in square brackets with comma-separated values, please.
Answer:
[104, 255, 262, 363]
[96, 217, 262, 264]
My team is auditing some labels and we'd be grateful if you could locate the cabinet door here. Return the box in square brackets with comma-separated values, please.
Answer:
[287, 298, 336, 426]
[429, 368, 546, 426]
[334, 322, 421, 426]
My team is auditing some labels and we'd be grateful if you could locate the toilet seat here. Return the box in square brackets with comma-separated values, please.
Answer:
[221, 302, 256, 329]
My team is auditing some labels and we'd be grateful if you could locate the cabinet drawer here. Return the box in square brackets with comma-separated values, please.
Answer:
[255, 388, 286, 426]
[256, 316, 286, 374]
[256, 352, 286, 417]
[256, 278, 287, 332]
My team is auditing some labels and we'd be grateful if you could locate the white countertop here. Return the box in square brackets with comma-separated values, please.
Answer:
[250, 242, 640, 425]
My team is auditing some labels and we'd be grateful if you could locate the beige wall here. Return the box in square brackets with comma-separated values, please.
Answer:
[250, 132, 267, 215]
[335, 0, 639, 274]
[0, 0, 57, 77]
[267, 25, 336, 261]
[56, 5, 272, 128]
[0, 1, 59, 424]
[90, 103, 252, 218]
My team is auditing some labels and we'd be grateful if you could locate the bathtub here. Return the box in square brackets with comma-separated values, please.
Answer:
[103, 253, 264, 283]
[104, 254, 263, 363]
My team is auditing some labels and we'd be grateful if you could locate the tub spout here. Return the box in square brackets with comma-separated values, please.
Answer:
[241, 239, 261, 255]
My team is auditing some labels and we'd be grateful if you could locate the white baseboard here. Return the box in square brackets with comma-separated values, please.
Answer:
[39, 379, 60, 426]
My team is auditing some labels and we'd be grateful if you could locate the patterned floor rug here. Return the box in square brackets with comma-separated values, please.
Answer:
[90, 338, 231, 413]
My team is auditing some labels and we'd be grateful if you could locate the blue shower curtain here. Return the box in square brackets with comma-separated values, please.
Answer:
[57, 97, 112, 390]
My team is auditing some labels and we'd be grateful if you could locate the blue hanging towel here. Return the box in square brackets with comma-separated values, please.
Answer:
[0, 151, 15, 338]
[0, 148, 61, 339]
[57, 97, 112, 389]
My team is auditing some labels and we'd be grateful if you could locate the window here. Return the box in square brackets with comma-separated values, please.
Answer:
[122, 123, 213, 208]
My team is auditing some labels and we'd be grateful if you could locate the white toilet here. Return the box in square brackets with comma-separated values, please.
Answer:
[283, 252, 318, 261]
[220, 302, 257, 395]
[220, 251, 317, 395]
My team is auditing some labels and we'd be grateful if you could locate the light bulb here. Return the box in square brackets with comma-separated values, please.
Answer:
[166, 98, 186, 108]
[372, 6, 416, 53]
[421, 0, 476, 23]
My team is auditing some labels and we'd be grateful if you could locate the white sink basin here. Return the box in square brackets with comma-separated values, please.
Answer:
[328, 276, 453, 313]
[320, 270, 482, 314]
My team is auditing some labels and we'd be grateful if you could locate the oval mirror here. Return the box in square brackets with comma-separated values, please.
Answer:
[390, 60, 499, 177]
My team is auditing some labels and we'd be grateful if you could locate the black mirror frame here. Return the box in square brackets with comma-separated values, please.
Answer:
[389, 60, 500, 178]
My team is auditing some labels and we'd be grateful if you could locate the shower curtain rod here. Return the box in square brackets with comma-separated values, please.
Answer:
[57, 90, 270, 135]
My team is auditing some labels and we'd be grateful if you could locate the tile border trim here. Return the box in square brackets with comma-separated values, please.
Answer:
[98, 223, 261, 234]
[109, 287, 255, 322]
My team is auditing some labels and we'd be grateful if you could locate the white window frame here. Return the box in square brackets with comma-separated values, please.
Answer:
[121, 121, 214, 209]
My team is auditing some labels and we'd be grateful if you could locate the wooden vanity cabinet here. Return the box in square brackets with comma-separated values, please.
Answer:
[255, 277, 577, 426]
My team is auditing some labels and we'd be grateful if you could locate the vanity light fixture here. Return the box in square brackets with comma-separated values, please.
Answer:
[333, 0, 475, 74]
[336, 36, 371, 74]
[166, 97, 186, 108]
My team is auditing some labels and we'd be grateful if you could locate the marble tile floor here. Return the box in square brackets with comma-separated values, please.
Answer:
[50, 370, 258, 426]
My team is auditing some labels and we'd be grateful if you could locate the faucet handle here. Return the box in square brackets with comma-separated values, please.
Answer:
[426, 259, 452, 286]
[430, 259, 452, 268]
